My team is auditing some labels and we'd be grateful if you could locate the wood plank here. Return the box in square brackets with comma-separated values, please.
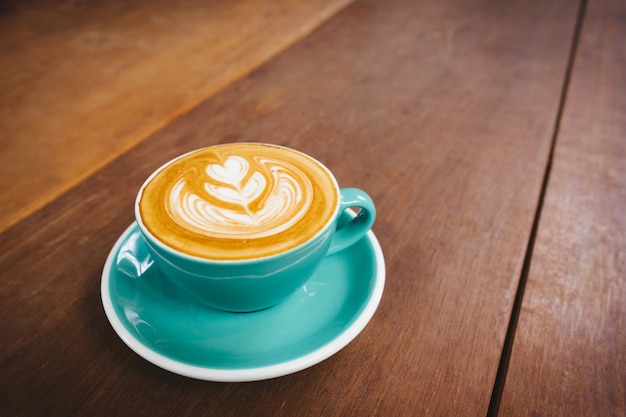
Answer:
[0, 0, 353, 233]
[499, 0, 626, 415]
[0, 0, 579, 415]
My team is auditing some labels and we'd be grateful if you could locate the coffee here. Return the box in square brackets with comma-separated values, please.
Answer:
[138, 143, 339, 260]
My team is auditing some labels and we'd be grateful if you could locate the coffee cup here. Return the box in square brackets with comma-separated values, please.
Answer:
[135, 143, 375, 312]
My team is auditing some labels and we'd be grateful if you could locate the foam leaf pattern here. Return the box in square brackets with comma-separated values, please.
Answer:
[167, 156, 313, 238]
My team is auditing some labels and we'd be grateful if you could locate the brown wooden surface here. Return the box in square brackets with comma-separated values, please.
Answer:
[499, 0, 626, 415]
[0, 0, 589, 416]
[0, 0, 352, 233]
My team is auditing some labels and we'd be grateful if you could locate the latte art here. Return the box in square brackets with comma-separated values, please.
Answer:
[168, 156, 313, 238]
[138, 143, 339, 260]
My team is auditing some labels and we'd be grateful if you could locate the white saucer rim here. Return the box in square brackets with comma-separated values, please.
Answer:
[101, 222, 385, 382]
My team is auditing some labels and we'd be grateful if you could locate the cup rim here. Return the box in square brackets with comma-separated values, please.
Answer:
[134, 142, 341, 265]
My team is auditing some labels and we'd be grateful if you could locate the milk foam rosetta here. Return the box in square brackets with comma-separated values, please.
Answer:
[138, 144, 338, 260]
[169, 155, 313, 239]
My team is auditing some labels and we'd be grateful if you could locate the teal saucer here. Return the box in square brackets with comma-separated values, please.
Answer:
[101, 222, 385, 382]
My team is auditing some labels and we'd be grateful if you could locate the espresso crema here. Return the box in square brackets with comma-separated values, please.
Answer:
[138, 143, 338, 260]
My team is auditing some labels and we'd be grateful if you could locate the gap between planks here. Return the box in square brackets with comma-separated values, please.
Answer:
[486, 0, 589, 415]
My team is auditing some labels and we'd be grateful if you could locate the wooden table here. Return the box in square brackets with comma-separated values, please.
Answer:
[1, 0, 624, 415]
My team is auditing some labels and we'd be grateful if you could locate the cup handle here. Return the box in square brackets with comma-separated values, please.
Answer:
[327, 188, 376, 256]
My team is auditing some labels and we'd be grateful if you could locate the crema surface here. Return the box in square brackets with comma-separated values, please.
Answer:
[138, 143, 338, 260]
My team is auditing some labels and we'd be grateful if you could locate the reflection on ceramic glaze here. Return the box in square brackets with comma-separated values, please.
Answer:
[167, 155, 313, 239]
[116, 229, 154, 278]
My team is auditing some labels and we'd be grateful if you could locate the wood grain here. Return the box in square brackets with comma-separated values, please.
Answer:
[0, 0, 353, 233]
[499, 0, 626, 415]
[0, 0, 579, 416]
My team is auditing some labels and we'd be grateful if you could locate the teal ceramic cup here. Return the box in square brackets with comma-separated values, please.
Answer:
[135, 145, 375, 312]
